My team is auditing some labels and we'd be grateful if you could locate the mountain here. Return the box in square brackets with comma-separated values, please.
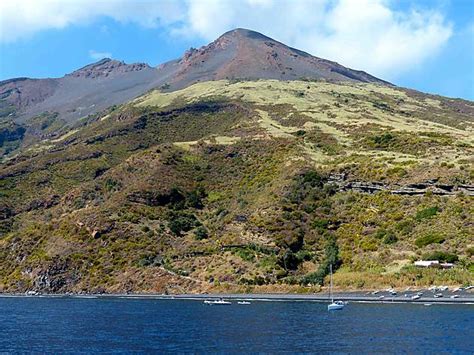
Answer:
[157, 28, 389, 89]
[0, 59, 162, 124]
[0, 30, 473, 295]
[0, 29, 388, 125]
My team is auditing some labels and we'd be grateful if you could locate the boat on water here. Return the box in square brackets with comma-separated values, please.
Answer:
[204, 298, 232, 305]
[327, 264, 345, 311]
[237, 301, 251, 305]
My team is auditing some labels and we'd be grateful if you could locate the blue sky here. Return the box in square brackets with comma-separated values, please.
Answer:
[0, 0, 473, 100]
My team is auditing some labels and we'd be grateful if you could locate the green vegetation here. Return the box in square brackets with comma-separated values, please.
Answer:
[415, 233, 446, 248]
[415, 206, 440, 221]
[301, 236, 341, 286]
[422, 251, 459, 263]
[0, 80, 472, 294]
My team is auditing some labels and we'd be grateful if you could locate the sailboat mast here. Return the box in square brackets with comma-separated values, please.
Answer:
[329, 264, 333, 302]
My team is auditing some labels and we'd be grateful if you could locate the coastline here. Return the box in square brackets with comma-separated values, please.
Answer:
[1, 291, 473, 305]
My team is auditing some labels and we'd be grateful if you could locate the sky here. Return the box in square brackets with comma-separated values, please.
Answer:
[0, 0, 473, 100]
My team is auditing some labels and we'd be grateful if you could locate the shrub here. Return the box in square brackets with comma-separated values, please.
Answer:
[194, 226, 209, 240]
[186, 187, 206, 209]
[104, 178, 121, 192]
[275, 229, 304, 253]
[168, 212, 199, 236]
[422, 251, 458, 263]
[395, 220, 414, 235]
[301, 268, 326, 285]
[235, 248, 255, 262]
[301, 236, 341, 286]
[361, 239, 378, 251]
[287, 170, 327, 204]
[415, 206, 440, 221]
[312, 218, 330, 231]
[137, 254, 163, 267]
[372, 132, 394, 146]
[374, 229, 387, 239]
[278, 250, 300, 270]
[415, 233, 445, 248]
[383, 233, 398, 245]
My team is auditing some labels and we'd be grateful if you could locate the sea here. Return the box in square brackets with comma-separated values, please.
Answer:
[0, 296, 472, 353]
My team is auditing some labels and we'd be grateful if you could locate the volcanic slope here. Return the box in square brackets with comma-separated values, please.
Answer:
[0, 29, 387, 127]
[0, 79, 472, 294]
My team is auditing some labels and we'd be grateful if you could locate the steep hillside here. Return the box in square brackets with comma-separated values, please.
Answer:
[0, 29, 387, 132]
[0, 80, 472, 294]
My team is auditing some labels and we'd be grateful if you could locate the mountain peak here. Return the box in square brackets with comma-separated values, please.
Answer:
[167, 28, 389, 90]
[67, 58, 150, 79]
[219, 28, 273, 40]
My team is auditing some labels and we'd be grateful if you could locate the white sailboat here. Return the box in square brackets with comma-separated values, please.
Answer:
[327, 264, 345, 311]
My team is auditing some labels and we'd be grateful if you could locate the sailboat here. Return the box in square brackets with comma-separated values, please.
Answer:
[327, 264, 345, 311]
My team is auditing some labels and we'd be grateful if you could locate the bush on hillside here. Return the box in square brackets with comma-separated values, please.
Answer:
[168, 211, 200, 236]
[415, 206, 440, 221]
[194, 226, 209, 240]
[422, 251, 458, 263]
[415, 233, 445, 248]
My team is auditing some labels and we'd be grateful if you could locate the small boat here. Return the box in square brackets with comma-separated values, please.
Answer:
[204, 298, 232, 305]
[450, 295, 459, 299]
[423, 303, 432, 306]
[328, 300, 345, 310]
[327, 264, 345, 311]
[434, 293, 443, 298]
[237, 301, 251, 305]
[411, 295, 420, 300]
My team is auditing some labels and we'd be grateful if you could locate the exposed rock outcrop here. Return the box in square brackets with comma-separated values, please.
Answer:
[328, 174, 474, 196]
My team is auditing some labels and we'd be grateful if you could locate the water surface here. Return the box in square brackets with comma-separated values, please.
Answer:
[0, 297, 472, 353]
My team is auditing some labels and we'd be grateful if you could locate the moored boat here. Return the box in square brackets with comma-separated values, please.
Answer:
[327, 264, 345, 311]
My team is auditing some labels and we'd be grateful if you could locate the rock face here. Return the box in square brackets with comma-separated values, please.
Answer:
[329, 174, 474, 196]
[0, 78, 58, 113]
[0, 28, 389, 124]
[67, 58, 151, 79]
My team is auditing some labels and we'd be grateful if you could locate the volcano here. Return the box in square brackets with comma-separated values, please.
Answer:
[0, 28, 389, 123]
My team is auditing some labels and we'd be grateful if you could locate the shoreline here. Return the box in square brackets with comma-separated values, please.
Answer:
[1, 291, 473, 305]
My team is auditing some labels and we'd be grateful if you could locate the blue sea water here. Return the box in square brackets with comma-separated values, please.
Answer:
[0, 297, 472, 353]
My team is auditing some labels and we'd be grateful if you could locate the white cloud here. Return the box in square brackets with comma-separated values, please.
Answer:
[89, 50, 112, 60]
[0, 0, 185, 42]
[0, 0, 453, 80]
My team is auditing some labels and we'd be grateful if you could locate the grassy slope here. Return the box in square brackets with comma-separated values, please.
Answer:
[0, 80, 472, 294]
